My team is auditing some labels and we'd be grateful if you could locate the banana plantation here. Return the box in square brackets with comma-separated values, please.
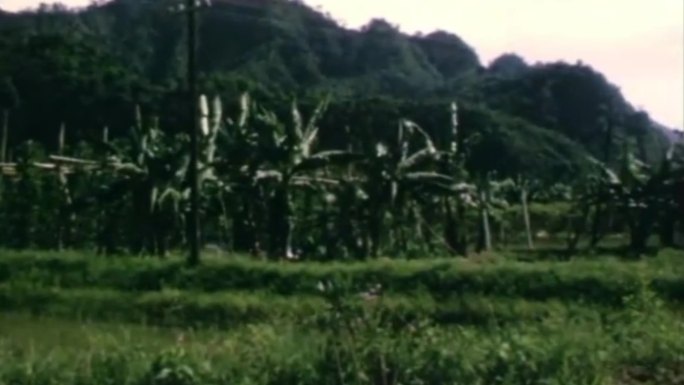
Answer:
[0, 94, 682, 261]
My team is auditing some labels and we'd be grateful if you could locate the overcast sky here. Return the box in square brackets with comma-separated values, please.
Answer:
[2, 0, 683, 129]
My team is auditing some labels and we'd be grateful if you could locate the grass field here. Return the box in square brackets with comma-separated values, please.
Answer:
[1, 249, 684, 384]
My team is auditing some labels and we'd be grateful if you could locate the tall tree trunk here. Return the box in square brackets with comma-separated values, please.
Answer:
[268, 183, 293, 259]
[339, 189, 360, 259]
[324, 209, 336, 260]
[153, 209, 171, 259]
[369, 210, 382, 258]
[56, 123, 73, 251]
[520, 187, 534, 250]
[456, 200, 468, 256]
[96, 126, 112, 256]
[234, 190, 259, 255]
[185, 0, 201, 267]
[392, 198, 408, 254]
[98, 205, 118, 257]
[285, 192, 294, 259]
[478, 189, 492, 252]
[443, 198, 459, 255]
[216, 192, 230, 247]
[414, 204, 432, 253]
[130, 184, 152, 256]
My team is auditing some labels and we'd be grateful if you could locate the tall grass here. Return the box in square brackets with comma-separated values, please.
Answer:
[1, 282, 683, 385]
[1, 249, 683, 305]
[1, 250, 683, 384]
[0, 284, 611, 328]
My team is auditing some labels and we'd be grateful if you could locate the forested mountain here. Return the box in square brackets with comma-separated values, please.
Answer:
[0, 0, 674, 178]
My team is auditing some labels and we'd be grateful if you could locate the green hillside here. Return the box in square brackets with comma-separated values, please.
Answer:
[0, 0, 673, 174]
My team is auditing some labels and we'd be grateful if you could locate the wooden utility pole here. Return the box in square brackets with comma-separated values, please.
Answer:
[187, 0, 200, 266]
[1, 109, 8, 163]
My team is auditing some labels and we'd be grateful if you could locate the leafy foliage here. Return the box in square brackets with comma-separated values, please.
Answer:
[0, 0, 673, 160]
[0, 0, 681, 259]
[2, 249, 684, 384]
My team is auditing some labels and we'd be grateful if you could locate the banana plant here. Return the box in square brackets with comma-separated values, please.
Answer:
[0, 77, 19, 163]
[504, 177, 556, 250]
[568, 143, 682, 255]
[95, 106, 189, 256]
[195, 94, 240, 249]
[213, 95, 358, 259]
[565, 155, 621, 254]
[515, 177, 535, 250]
[440, 102, 478, 256]
[655, 143, 684, 247]
[358, 118, 459, 257]
[670, 143, 684, 247]
[208, 93, 264, 254]
[260, 99, 360, 259]
[613, 149, 658, 253]
[612, 144, 683, 253]
[473, 175, 512, 252]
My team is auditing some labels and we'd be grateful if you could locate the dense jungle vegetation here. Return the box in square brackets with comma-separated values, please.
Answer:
[0, 0, 682, 258]
[0, 1, 683, 384]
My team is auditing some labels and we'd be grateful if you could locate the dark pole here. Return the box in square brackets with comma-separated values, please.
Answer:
[602, 104, 613, 165]
[187, 0, 200, 266]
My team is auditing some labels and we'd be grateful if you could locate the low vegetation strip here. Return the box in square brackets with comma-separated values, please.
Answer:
[0, 285, 598, 328]
[1, 305, 683, 385]
[1, 250, 683, 306]
[1, 251, 683, 383]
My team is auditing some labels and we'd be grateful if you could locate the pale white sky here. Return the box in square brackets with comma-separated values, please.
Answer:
[2, 0, 683, 129]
